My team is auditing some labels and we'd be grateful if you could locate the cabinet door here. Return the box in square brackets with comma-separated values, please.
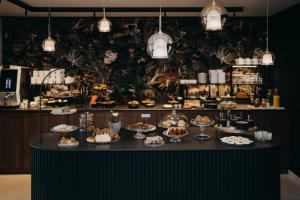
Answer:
[0, 112, 24, 172]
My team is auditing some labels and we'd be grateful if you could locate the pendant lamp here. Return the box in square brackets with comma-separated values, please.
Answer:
[261, 0, 275, 65]
[98, 7, 112, 32]
[201, 0, 227, 31]
[42, 0, 56, 52]
[147, 7, 174, 59]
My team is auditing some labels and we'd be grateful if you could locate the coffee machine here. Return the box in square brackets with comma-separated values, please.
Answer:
[0, 65, 29, 107]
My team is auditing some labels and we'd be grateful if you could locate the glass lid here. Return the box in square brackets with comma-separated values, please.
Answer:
[158, 109, 189, 128]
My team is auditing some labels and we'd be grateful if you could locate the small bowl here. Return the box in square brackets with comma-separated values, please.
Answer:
[235, 121, 249, 130]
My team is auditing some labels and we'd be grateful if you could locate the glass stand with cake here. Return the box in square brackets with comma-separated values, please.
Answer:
[190, 115, 215, 140]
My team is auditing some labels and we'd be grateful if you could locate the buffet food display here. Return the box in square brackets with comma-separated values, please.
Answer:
[58, 137, 79, 148]
[220, 136, 254, 147]
[86, 128, 120, 144]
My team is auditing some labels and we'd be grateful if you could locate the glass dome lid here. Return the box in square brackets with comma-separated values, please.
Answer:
[158, 110, 189, 128]
[147, 7, 174, 59]
[147, 31, 174, 59]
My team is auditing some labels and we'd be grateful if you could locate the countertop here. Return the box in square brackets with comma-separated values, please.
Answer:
[30, 127, 279, 152]
[0, 104, 286, 112]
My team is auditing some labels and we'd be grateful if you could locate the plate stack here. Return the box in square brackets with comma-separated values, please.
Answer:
[217, 70, 226, 84]
[198, 73, 207, 84]
[209, 70, 218, 84]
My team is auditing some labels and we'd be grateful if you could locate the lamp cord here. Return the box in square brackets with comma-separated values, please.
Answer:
[159, 6, 162, 32]
[266, 0, 269, 51]
[48, 0, 51, 37]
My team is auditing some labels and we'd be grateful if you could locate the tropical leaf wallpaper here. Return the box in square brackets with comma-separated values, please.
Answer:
[2, 17, 267, 99]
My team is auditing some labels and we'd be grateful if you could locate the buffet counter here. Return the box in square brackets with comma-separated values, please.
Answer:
[30, 128, 280, 200]
[0, 105, 288, 174]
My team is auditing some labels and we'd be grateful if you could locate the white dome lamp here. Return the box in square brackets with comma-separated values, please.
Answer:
[147, 7, 174, 59]
[42, 0, 56, 52]
[261, 0, 275, 66]
[98, 7, 112, 32]
[201, 0, 227, 31]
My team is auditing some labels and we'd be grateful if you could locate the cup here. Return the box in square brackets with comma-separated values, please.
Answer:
[235, 58, 244, 65]
[252, 58, 259, 65]
[56, 77, 64, 85]
[56, 69, 65, 78]
[65, 76, 74, 84]
[245, 58, 251, 65]
[32, 70, 39, 77]
[31, 77, 37, 85]
[37, 77, 44, 85]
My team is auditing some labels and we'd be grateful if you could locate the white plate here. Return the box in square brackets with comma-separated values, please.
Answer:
[51, 108, 77, 115]
[58, 141, 79, 148]
[144, 140, 164, 147]
[126, 124, 156, 133]
[50, 125, 78, 133]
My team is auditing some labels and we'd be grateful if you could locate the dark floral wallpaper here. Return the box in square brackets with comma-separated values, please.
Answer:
[2, 17, 267, 99]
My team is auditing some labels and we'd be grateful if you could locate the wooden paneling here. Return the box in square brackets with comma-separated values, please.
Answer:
[0, 108, 288, 173]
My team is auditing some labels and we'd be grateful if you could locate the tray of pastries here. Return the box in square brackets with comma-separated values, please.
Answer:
[144, 136, 164, 147]
[86, 128, 120, 144]
[58, 137, 79, 148]
[220, 136, 254, 147]
[126, 122, 156, 133]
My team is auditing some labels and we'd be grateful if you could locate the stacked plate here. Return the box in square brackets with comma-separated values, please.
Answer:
[198, 73, 207, 84]
[209, 70, 218, 84]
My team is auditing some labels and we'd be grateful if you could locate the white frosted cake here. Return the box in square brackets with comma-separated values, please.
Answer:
[95, 134, 112, 143]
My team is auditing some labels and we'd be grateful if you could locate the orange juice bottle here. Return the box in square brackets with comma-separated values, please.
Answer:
[273, 88, 280, 107]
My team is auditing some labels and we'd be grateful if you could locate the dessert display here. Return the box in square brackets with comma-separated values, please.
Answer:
[86, 128, 120, 144]
[190, 115, 214, 141]
[254, 130, 272, 141]
[128, 100, 139, 108]
[92, 83, 108, 91]
[58, 137, 79, 148]
[141, 99, 155, 107]
[51, 107, 77, 115]
[183, 100, 202, 109]
[166, 127, 188, 135]
[45, 85, 80, 98]
[163, 127, 188, 143]
[220, 136, 254, 146]
[158, 110, 189, 128]
[144, 136, 164, 147]
[126, 122, 156, 132]
[218, 100, 237, 109]
[50, 124, 78, 133]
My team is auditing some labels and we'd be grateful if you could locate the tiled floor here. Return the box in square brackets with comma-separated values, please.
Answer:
[0, 173, 299, 200]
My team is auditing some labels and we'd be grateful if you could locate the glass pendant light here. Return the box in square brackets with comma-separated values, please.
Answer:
[98, 7, 112, 32]
[147, 7, 174, 59]
[261, 0, 275, 65]
[42, 0, 56, 52]
[201, 0, 227, 31]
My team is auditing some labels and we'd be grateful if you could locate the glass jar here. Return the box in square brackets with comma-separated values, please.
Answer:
[108, 111, 121, 134]
[79, 112, 94, 132]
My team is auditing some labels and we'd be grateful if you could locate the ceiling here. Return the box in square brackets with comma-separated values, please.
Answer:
[0, 0, 299, 17]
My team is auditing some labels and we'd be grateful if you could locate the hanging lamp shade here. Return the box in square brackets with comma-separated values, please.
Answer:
[261, 51, 275, 65]
[147, 7, 174, 59]
[42, 36, 56, 52]
[98, 7, 112, 32]
[261, 0, 275, 66]
[201, 0, 227, 31]
[42, 0, 56, 52]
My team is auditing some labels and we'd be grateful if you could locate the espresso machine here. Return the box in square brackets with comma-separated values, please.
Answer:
[0, 65, 29, 107]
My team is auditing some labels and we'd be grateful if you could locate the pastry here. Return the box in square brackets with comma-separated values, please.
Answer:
[167, 127, 187, 135]
[58, 137, 79, 147]
[144, 136, 164, 145]
[86, 136, 95, 143]
[194, 115, 211, 124]
[178, 120, 186, 127]
[95, 134, 112, 143]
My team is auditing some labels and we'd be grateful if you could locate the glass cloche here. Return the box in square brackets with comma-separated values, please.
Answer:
[158, 110, 189, 129]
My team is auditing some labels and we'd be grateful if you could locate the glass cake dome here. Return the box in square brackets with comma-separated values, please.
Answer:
[158, 110, 189, 128]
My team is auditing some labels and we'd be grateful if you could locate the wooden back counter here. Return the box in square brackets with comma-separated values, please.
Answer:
[0, 104, 288, 174]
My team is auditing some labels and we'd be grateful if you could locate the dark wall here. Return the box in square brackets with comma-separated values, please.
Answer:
[1, 17, 269, 99]
[271, 3, 300, 176]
